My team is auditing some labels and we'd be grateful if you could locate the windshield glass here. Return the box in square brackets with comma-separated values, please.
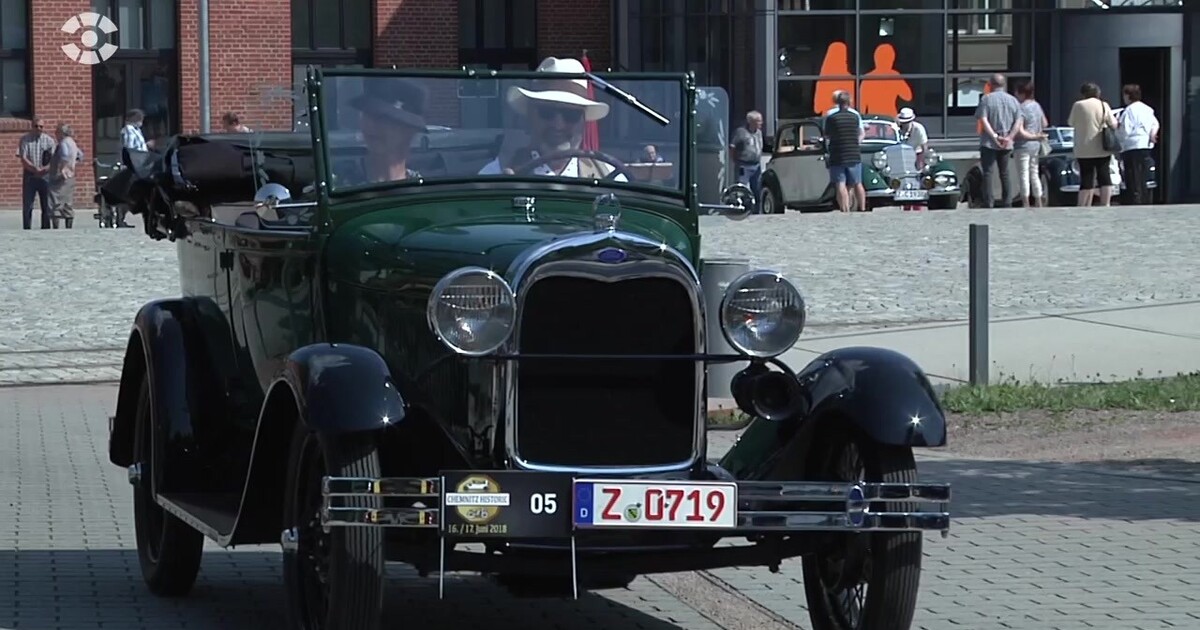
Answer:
[314, 71, 686, 195]
[863, 121, 899, 142]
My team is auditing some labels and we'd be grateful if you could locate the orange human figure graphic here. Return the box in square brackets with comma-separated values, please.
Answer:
[812, 42, 855, 115]
[860, 43, 912, 117]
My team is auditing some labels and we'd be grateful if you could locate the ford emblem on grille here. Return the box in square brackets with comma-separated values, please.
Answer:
[597, 247, 627, 264]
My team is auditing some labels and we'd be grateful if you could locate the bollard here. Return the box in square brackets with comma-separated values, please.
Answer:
[968, 224, 989, 386]
[701, 257, 751, 399]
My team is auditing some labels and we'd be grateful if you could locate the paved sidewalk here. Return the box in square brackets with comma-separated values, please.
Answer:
[779, 300, 1200, 386]
[2, 384, 1199, 630]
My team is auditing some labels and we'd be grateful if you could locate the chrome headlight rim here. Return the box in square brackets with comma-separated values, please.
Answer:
[871, 151, 887, 171]
[426, 266, 516, 357]
[719, 270, 807, 358]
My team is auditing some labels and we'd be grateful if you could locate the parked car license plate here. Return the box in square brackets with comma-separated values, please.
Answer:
[895, 189, 928, 201]
[573, 480, 737, 529]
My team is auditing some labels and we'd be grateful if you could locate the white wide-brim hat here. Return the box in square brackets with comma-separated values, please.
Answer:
[897, 107, 916, 122]
[506, 56, 610, 122]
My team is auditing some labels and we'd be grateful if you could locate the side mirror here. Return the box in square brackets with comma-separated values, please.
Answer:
[720, 183, 755, 210]
[254, 182, 292, 214]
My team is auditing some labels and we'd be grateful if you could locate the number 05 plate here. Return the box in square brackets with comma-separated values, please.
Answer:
[573, 480, 737, 529]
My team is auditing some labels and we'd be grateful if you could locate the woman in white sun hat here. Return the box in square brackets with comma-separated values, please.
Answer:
[479, 56, 626, 181]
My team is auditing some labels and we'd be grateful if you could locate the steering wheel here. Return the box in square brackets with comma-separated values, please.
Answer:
[510, 148, 638, 182]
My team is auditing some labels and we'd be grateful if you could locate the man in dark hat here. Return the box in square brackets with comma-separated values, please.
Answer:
[340, 78, 428, 185]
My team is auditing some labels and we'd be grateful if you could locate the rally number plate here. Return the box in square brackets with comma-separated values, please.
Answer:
[573, 480, 737, 529]
[895, 189, 928, 201]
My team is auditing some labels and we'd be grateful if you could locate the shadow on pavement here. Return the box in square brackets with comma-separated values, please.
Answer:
[0, 549, 688, 630]
[920, 457, 1200, 522]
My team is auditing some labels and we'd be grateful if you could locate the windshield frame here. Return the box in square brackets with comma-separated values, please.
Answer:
[304, 66, 695, 208]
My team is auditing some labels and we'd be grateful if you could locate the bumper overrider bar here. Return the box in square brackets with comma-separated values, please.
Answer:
[318, 474, 951, 536]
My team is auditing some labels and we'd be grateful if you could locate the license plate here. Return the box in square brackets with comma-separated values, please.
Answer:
[895, 189, 928, 201]
[573, 480, 737, 529]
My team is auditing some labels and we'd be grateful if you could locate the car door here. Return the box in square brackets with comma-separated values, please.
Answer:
[783, 120, 832, 202]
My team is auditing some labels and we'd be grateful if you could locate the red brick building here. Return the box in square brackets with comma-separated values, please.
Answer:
[0, 0, 611, 208]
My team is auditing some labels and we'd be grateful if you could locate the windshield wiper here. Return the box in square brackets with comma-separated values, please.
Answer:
[586, 73, 670, 127]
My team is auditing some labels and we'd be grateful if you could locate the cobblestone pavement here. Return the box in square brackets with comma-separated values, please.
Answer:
[3, 205, 1199, 383]
[3, 385, 1199, 629]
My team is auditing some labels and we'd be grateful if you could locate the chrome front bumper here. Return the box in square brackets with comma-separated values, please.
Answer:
[318, 475, 951, 536]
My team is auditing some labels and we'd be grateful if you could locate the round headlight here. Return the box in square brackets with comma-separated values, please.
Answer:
[719, 271, 806, 357]
[1070, 159, 1080, 176]
[427, 267, 516, 356]
[872, 151, 887, 171]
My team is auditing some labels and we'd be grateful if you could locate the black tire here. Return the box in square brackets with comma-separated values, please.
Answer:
[132, 373, 205, 597]
[760, 183, 783, 215]
[801, 425, 923, 630]
[283, 422, 385, 630]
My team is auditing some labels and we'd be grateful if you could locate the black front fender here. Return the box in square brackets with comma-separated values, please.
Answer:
[717, 346, 946, 481]
[110, 299, 223, 494]
[798, 346, 946, 447]
[275, 343, 407, 434]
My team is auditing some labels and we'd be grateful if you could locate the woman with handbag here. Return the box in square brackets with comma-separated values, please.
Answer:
[1013, 81, 1049, 208]
[1068, 82, 1119, 207]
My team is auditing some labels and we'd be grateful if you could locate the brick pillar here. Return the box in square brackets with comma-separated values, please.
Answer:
[537, 0, 612, 69]
[0, 1, 95, 208]
[178, 0, 292, 134]
[375, 1, 460, 127]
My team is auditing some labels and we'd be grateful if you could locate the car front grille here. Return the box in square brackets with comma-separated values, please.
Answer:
[514, 274, 698, 469]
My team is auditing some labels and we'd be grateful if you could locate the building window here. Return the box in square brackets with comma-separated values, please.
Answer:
[458, 0, 537, 69]
[292, 0, 373, 130]
[92, 0, 178, 50]
[0, 0, 28, 117]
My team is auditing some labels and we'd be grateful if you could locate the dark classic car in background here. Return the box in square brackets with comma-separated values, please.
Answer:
[962, 125, 1157, 207]
[100, 66, 951, 630]
[759, 114, 959, 213]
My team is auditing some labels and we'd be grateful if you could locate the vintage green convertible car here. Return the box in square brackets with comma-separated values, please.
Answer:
[101, 63, 951, 630]
[760, 114, 959, 212]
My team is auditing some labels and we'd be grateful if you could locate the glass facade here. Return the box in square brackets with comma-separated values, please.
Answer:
[776, 0, 1038, 137]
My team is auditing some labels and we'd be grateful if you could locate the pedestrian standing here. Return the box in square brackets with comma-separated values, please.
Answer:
[822, 91, 866, 213]
[1013, 81, 1049, 208]
[16, 117, 56, 230]
[974, 74, 1024, 208]
[1068, 82, 1119, 207]
[48, 123, 83, 229]
[1116, 83, 1159, 205]
[730, 110, 763, 207]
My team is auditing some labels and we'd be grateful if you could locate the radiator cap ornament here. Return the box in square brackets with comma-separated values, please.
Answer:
[592, 193, 621, 233]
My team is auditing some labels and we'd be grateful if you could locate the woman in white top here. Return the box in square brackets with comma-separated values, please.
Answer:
[1117, 84, 1160, 205]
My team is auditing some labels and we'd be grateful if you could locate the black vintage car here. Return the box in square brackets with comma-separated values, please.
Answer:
[102, 66, 951, 630]
[962, 126, 1157, 207]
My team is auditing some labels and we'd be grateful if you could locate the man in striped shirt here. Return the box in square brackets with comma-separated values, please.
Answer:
[120, 109, 153, 155]
[114, 109, 152, 228]
[822, 91, 867, 212]
[17, 117, 56, 229]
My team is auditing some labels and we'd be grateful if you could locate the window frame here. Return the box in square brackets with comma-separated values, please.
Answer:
[457, 0, 539, 70]
[292, 0, 374, 52]
[0, 0, 29, 117]
[92, 0, 178, 50]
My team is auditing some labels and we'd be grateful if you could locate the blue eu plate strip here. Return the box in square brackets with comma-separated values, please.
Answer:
[574, 482, 594, 526]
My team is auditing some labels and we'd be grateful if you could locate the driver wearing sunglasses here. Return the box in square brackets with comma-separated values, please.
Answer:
[479, 56, 627, 181]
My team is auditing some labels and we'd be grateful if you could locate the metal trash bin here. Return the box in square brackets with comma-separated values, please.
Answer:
[701, 257, 751, 399]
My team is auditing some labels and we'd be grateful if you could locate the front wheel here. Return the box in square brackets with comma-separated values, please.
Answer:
[801, 427, 923, 630]
[132, 373, 205, 597]
[282, 422, 385, 630]
[760, 184, 783, 215]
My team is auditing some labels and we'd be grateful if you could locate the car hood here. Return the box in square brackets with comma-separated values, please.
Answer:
[323, 202, 697, 291]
